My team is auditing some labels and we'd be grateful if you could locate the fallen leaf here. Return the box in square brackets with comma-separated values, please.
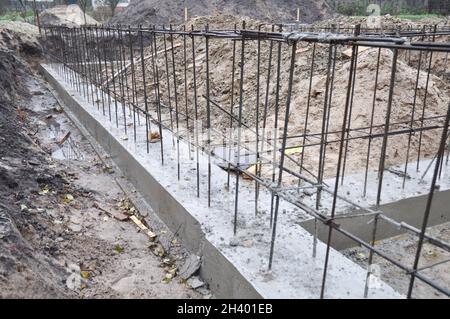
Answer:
[17, 108, 27, 121]
[371, 240, 380, 246]
[242, 163, 261, 180]
[114, 245, 124, 253]
[148, 131, 161, 142]
[20, 204, 28, 212]
[64, 194, 74, 204]
[149, 243, 165, 257]
[356, 252, 366, 260]
[162, 273, 173, 283]
[168, 267, 177, 275]
[80, 271, 90, 279]
[285, 147, 303, 155]
[38, 185, 50, 195]
[162, 258, 172, 265]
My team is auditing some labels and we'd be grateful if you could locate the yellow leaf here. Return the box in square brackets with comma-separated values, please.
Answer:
[80, 271, 90, 279]
[356, 253, 366, 260]
[148, 131, 161, 141]
[285, 147, 303, 155]
[162, 273, 173, 283]
[168, 267, 177, 275]
[114, 244, 124, 253]
[39, 185, 50, 195]
[64, 194, 74, 204]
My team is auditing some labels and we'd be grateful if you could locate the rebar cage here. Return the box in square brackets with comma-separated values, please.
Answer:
[42, 22, 450, 298]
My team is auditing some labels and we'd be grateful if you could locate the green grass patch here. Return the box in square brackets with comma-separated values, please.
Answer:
[0, 10, 34, 22]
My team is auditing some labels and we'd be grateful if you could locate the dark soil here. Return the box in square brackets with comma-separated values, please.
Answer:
[110, 0, 334, 26]
[0, 24, 204, 299]
[0, 39, 75, 298]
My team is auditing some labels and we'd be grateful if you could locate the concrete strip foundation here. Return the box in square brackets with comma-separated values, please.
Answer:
[40, 63, 402, 299]
[301, 189, 450, 250]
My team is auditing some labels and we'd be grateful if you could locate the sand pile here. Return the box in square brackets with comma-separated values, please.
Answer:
[0, 21, 41, 53]
[125, 15, 336, 125]
[113, 15, 449, 179]
[109, 0, 334, 26]
[400, 34, 450, 78]
[284, 48, 450, 177]
[313, 14, 449, 30]
[40, 5, 98, 27]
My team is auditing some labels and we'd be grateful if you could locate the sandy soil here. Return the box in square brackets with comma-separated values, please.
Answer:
[40, 5, 98, 27]
[113, 14, 449, 183]
[312, 14, 449, 29]
[109, 0, 333, 26]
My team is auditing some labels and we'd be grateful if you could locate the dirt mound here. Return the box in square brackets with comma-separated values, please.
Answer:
[0, 39, 73, 297]
[119, 21, 448, 180]
[285, 48, 450, 176]
[0, 22, 43, 103]
[0, 22, 42, 57]
[400, 34, 450, 79]
[184, 13, 262, 29]
[109, 0, 334, 26]
[40, 4, 98, 27]
[313, 14, 449, 30]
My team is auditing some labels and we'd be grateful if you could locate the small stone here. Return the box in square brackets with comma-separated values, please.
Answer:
[187, 276, 205, 289]
[68, 223, 82, 233]
[243, 239, 253, 248]
[303, 188, 317, 196]
[229, 238, 239, 247]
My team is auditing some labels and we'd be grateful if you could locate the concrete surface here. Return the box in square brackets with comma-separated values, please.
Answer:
[301, 189, 450, 250]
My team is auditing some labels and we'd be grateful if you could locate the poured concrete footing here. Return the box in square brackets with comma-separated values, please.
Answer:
[40, 64, 402, 299]
[301, 190, 450, 250]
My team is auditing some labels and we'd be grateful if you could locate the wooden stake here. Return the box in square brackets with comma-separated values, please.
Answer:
[32, 0, 41, 34]
[130, 215, 156, 240]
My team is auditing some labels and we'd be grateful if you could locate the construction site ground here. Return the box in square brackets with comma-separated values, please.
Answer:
[0, 22, 207, 298]
[1, 8, 450, 299]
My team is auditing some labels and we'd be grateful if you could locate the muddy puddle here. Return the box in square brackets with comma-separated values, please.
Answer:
[44, 115, 85, 161]
[28, 78, 89, 162]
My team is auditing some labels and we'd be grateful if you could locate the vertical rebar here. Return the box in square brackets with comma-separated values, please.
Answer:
[205, 24, 212, 208]
[268, 39, 297, 270]
[233, 21, 246, 234]
[376, 48, 399, 208]
[139, 26, 150, 153]
[320, 41, 358, 299]
[191, 25, 200, 198]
